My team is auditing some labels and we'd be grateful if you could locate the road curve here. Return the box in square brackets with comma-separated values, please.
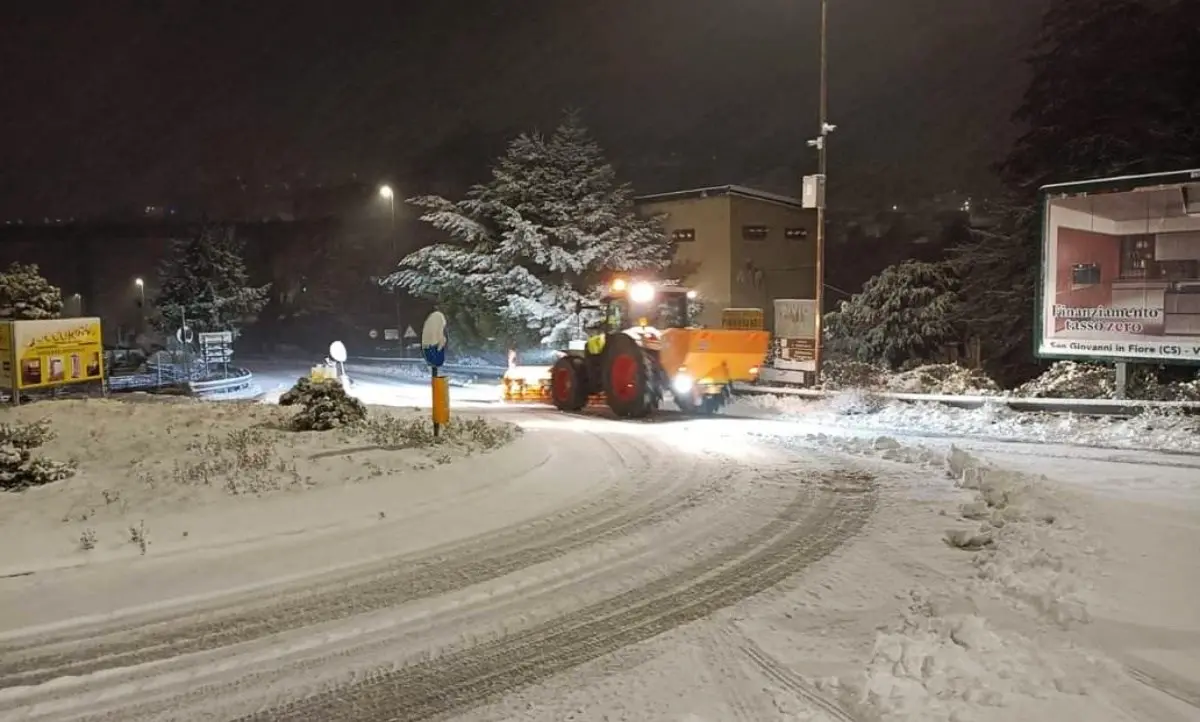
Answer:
[0, 404, 877, 721]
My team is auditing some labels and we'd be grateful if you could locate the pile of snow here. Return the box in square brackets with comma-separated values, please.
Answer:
[1015, 362, 1114, 399]
[746, 392, 1200, 453]
[1015, 361, 1200, 401]
[886, 364, 1002, 396]
[816, 361, 1001, 396]
[815, 445, 1117, 721]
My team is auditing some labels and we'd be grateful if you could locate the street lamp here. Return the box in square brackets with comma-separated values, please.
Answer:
[134, 277, 146, 334]
[378, 184, 400, 340]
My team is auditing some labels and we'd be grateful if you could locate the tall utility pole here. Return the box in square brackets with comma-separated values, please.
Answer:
[808, 0, 834, 383]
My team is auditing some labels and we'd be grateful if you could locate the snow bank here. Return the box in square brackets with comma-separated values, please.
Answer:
[815, 359, 1200, 401]
[747, 394, 1200, 453]
[0, 397, 518, 567]
[795, 440, 1122, 721]
[815, 362, 1000, 396]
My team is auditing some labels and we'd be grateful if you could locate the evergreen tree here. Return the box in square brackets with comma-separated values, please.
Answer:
[385, 110, 672, 346]
[955, 0, 1200, 384]
[0, 262, 63, 320]
[823, 261, 960, 369]
[152, 225, 270, 335]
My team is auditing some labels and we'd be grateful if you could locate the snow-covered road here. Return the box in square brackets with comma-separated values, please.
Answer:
[0, 360, 1196, 721]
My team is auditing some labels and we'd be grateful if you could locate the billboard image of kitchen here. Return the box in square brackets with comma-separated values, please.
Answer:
[1040, 174, 1200, 362]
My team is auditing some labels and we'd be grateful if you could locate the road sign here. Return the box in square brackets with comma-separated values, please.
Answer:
[384, 328, 400, 341]
[329, 340, 347, 363]
[369, 329, 378, 339]
[175, 326, 194, 344]
[198, 331, 233, 345]
[403, 325, 417, 339]
[421, 311, 447, 368]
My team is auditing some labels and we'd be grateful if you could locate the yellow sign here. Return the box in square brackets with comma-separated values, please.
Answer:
[6, 318, 105, 390]
[721, 308, 764, 331]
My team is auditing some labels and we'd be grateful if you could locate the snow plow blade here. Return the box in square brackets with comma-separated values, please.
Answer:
[501, 365, 554, 402]
[660, 328, 770, 386]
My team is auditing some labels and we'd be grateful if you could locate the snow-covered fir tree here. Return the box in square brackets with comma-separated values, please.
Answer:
[0, 262, 63, 320]
[152, 225, 270, 335]
[823, 260, 960, 369]
[385, 110, 673, 347]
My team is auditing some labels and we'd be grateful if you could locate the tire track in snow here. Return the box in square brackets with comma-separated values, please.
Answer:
[235, 471, 875, 722]
[0, 432, 700, 689]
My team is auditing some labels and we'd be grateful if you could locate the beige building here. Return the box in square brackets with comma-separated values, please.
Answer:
[635, 185, 818, 331]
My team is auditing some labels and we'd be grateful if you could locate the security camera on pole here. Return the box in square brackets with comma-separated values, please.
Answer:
[421, 310, 450, 437]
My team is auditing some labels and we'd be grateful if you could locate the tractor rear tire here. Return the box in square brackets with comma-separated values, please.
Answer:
[603, 333, 658, 418]
[550, 355, 589, 412]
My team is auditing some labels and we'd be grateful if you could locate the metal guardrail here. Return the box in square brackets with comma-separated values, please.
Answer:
[188, 368, 261, 399]
[735, 383, 1200, 416]
[350, 356, 509, 377]
[107, 365, 262, 400]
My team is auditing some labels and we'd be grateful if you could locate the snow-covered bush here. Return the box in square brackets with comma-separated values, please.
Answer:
[823, 260, 961, 369]
[0, 262, 63, 320]
[886, 363, 1001, 396]
[816, 360, 890, 390]
[280, 377, 366, 431]
[0, 419, 76, 491]
[386, 110, 673, 348]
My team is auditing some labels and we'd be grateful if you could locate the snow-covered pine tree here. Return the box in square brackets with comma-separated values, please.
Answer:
[386, 110, 672, 347]
[152, 225, 270, 335]
[0, 262, 63, 320]
[822, 260, 960, 369]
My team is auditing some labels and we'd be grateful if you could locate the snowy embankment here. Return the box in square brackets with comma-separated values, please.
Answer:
[743, 392, 1200, 454]
[752, 432, 1200, 722]
[741, 360, 1200, 454]
[0, 396, 518, 576]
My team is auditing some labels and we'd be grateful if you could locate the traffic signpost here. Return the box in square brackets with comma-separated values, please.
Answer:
[421, 311, 450, 437]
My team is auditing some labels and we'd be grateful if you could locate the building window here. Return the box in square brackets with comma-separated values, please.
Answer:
[784, 227, 808, 240]
[742, 225, 768, 241]
[671, 228, 696, 243]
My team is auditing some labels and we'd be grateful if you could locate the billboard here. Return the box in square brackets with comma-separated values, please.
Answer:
[773, 299, 817, 372]
[1039, 171, 1200, 363]
[3, 318, 105, 390]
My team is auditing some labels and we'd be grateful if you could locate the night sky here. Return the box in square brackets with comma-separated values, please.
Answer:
[0, 0, 1049, 219]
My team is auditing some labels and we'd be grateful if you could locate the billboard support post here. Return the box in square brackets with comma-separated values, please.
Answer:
[1115, 362, 1128, 399]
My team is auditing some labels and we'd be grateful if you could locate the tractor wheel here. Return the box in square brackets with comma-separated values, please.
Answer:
[603, 333, 658, 418]
[550, 355, 589, 412]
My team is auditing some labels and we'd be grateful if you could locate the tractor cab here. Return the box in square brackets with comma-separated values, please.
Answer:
[596, 279, 697, 334]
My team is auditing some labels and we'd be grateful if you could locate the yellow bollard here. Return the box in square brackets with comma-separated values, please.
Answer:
[431, 374, 450, 435]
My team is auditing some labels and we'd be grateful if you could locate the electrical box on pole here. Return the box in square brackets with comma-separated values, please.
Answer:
[802, 174, 826, 210]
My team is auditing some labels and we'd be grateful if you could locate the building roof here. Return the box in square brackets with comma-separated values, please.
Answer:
[635, 184, 803, 209]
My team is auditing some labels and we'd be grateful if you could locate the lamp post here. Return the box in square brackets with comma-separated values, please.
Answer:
[807, 0, 833, 383]
[378, 184, 401, 342]
[134, 277, 145, 328]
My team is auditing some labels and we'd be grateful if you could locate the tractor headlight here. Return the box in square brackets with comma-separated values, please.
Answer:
[672, 372, 693, 393]
[629, 282, 656, 304]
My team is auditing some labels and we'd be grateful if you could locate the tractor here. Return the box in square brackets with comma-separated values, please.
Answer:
[501, 279, 770, 418]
